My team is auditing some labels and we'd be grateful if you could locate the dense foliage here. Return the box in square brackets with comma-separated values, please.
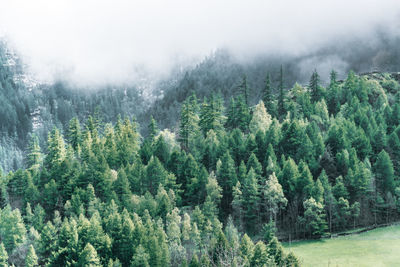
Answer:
[2, 66, 400, 266]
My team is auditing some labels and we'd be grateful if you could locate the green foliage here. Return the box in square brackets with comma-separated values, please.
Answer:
[310, 70, 323, 103]
[131, 245, 150, 267]
[374, 150, 395, 195]
[0, 243, 8, 267]
[301, 197, 327, 238]
[2, 68, 400, 266]
[79, 243, 101, 267]
[25, 244, 38, 267]
[249, 100, 272, 134]
[0, 206, 26, 253]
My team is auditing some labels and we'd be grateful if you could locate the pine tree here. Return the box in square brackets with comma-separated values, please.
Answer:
[268, 236, 285, 266]
[239, 233, 254, 263]
[333, 176, 349, 200]
[115, 211, 135, 266]
[104, 124, 119, 168]
[203, 172, 222, 219]
[68, 117, 82, 151]
[144, 156, 170, 195]
[45, 127, 67, 169]
[148, 115, 159, 142]
[115, 117, 140, 166]
[301, 197, 327, 238]
[284, 251, 301, 267]
[155, 184, 173, 221]
[249, 101, 272, 134]
[374, 150, 395, 195]
[199, 95, 225, 136]
[217, 152, 237, 215]
[239, 75, 250, 106]
[27, 134, 42, 170]
[263, 172, 287, 223]
[153, 136, 170, 165]
[79, 243, 101, 267]
[131, 245, 150, 267]
[189, 254, 200, 267]
[231, 181, 243, 227]
[278, 65, 286, 118]
[250, 241, 270, 267]
[235, 95, 251, 132]
[263, 73, 275, 116]
[0, 243, 8, 267]
[246, 153, 262, 179]
[39, 221, 57, 264]
[279, 158, 299, 202]
[113, 169, 132, 207]
[387, 132, 400, 175]
[25, 244, 38, 267]
[310, 69, 322, 102]
[297, 161, 314, 201]
[327, 70, 341, 115]
[0, 206, 26, 253]
[226, 97, 237, 130]
[242, 168, 260, 233]
[179, 95, 199, 150]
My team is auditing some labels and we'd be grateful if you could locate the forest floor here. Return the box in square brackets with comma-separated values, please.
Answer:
[282, 224, 400, 267]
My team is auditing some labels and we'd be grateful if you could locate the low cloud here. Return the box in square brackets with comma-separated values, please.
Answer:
[0, 0, 399, 86]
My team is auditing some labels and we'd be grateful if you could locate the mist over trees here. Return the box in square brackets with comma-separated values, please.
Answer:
[1, 54, 400, 265]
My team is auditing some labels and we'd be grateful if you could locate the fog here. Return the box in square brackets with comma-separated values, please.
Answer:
[1, 0, 400, 86]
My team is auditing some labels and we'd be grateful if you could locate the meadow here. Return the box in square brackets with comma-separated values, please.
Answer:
[282, 225, 400, 267]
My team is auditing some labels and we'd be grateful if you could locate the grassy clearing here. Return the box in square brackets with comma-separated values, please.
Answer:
[282, 225, 400, 267]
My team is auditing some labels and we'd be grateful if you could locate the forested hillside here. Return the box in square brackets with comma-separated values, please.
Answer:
[0, 65, 400, 266]
[2, 31, 400, 172]
[0, 41, 152, 172]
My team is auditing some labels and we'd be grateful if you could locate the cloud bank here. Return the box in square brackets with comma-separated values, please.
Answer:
[1, 0, 400, 86]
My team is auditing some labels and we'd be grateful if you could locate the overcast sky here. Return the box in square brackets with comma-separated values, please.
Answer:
[1, 0, 400, 86]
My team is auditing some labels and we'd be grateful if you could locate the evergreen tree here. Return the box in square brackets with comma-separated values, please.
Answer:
[79, 243, 101, 267]
[374, 150, 395, 195]
[231, 181, 243, 227]
[250, 241, 270, 267]
[278, 65, 286, 118]
[242, 168, 260, 233]
[68, 117, 82, 151]
[148, 115, 159, 142]
[0, 243, 8, 267]
[249, 101, 272, 134]
[217, 152, 237, 215]
[301, 197, 327, 238]
[268, 236, 285, 266]
[131, 245, 150, 267]
[203, 172, 222, 220]
[114, 169, 132, 206]
[0, 206, 26, 253]
[27, 134, 42, 170]
[25, 245, 38, 267]
[199, 95, 225, 136]
[39, 221, 58, 264]
[45, 127, 66, 169]
[115, 117, 140, 166]
[263, 73, 275, 116]
[179, 95, 199, 150]
[239, 75, 250, 106]
[264, 172, 287, 223]
[235, 95, 251, 132]
[189, 254, 200, 267]
[144, 156, 171, 195]
[310, 69, 322, 102]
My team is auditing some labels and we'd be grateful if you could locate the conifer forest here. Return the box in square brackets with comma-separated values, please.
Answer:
[1, 1, 400, 266]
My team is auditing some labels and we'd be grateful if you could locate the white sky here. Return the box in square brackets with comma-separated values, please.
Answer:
[0, 0, 399, 86]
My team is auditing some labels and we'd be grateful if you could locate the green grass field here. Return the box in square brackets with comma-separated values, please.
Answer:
[282, 225, 400, 267]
